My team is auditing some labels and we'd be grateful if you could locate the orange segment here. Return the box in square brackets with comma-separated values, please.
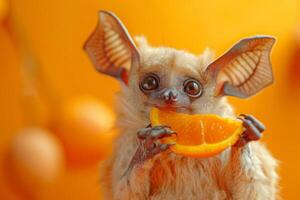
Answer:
[150, 107, 244, 158]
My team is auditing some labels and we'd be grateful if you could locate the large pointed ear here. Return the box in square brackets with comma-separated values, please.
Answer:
[205, 36, 275, 98]
[83, 11, 139, 85]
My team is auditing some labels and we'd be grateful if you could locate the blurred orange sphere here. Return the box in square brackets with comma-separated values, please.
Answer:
[54, 95, 116, 167]
[5, 128, 65, 197]
[0, 0, 7, 22]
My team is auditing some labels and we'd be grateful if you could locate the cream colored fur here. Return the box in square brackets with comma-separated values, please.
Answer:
[99, 38, 279, 200]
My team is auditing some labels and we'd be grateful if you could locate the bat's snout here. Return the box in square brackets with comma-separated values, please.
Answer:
[160, 88, 178, 104]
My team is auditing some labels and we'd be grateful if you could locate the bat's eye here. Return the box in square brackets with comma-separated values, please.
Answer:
[183, 79, 203, 97]
[140, 74, 160, 92]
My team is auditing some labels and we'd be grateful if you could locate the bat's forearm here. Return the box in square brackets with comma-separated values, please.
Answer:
[228, 142, 278, 200]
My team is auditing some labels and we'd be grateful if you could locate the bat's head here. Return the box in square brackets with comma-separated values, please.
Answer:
[129, 40, 217, 114]
[84, 11, 275, 115]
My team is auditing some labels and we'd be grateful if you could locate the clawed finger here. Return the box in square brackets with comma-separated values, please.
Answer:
[235, 114, 265, 146]
[239, 114, 265, 132]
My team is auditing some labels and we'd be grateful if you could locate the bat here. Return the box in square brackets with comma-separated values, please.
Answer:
[84, 11, 278, 200]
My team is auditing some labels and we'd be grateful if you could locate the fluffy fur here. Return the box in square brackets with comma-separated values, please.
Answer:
[99, 38, 279, 200]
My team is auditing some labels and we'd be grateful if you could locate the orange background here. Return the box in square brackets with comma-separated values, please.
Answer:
[1, 0, 300, 199]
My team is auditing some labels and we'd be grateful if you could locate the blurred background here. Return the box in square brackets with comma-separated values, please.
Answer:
[1, 0, 300, 199]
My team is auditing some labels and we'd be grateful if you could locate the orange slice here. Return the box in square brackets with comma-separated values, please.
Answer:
[150, 107, 244, 158]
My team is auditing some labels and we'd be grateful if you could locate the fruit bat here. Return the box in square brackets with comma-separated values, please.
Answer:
[84, 11, 278, 200]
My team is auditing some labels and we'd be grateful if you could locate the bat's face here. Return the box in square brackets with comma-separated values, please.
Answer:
[132, 46, 217, 114]
[138, 71, 199, 112]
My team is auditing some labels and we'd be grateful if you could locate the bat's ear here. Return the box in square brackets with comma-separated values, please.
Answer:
[83, 11, 140, 85]
[205, 36, 275, 98]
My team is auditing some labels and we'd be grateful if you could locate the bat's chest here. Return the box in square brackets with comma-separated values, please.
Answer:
[148, 156, 230, 200]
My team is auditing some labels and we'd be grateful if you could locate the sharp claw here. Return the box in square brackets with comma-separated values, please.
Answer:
[169, 130, 177, 136]
[237, 117, 251, 128]
[164, 128, 177, 135]
[239, 114, 265, 132]
[245, 115, 265, 132]
[235, 114, 266, 147]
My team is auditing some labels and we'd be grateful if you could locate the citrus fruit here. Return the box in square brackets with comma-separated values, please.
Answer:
[53, 95, 117, 167]
[150, 108, 244, 158]
[5, 128, 65, 197]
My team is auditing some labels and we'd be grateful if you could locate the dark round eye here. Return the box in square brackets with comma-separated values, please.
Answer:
[183, 79, 203, 97]
[140, 74, 159, 92]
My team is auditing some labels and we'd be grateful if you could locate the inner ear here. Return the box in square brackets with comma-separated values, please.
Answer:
[205, 36, 275, 98]
[83, 11, 140, 85]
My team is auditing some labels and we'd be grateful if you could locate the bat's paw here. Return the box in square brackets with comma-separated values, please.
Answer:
[235, 114, 266, 147]
[137, 125, 176, 158]
[123, 126, 175, 177]
[137, 125, 176, 160]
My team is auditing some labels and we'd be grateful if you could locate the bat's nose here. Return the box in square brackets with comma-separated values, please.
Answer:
[161, 88, 178, 103]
